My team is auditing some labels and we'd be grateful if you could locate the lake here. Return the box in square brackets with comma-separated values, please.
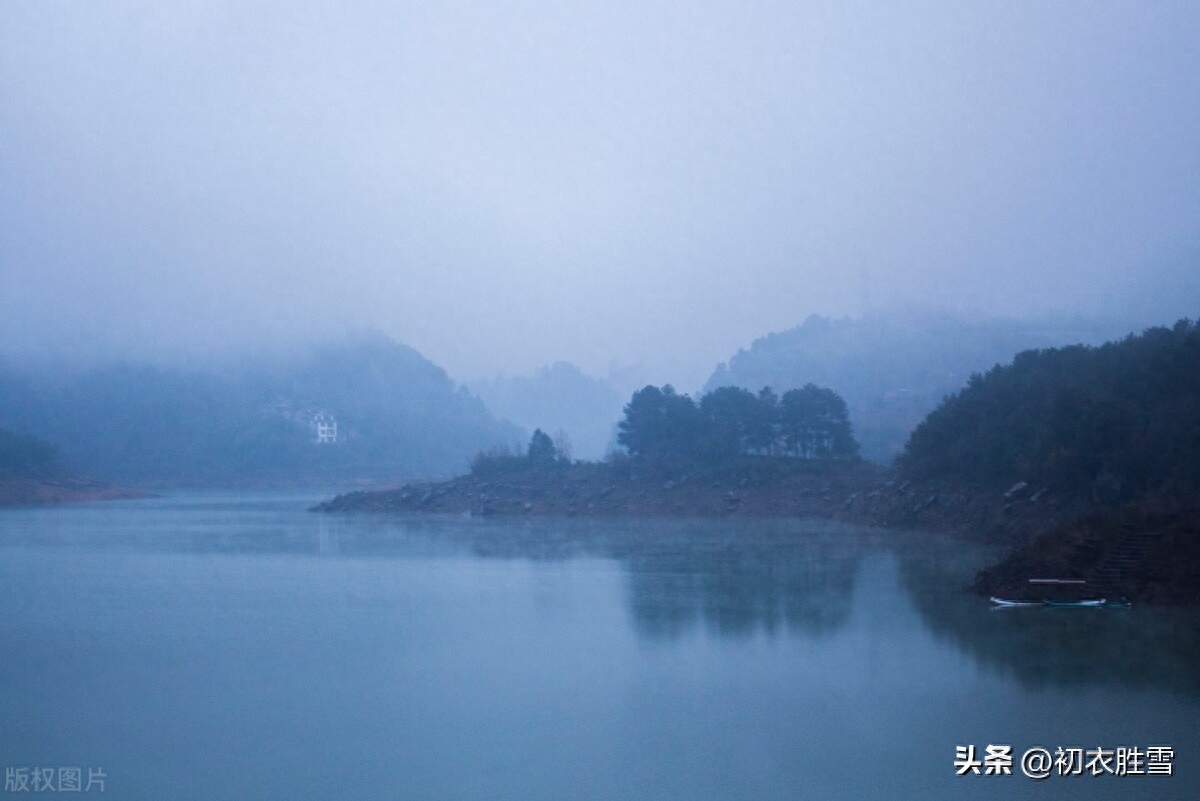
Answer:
[0, 493, 1197, 799]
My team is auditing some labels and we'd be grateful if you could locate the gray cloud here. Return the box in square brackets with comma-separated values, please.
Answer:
[3, 1, 1197, 387]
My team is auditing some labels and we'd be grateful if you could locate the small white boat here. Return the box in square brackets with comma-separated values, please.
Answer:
[989, 596, 1041, 607]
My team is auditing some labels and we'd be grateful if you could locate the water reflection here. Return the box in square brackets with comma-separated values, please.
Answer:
[336, 515, 865, 641]
[893, 538, 1200, 698]
[5, 496, 1200, 801]
[3, 495, 1199, 700]
[621, 527, 860, 639]
[328, 510, 1200, 697]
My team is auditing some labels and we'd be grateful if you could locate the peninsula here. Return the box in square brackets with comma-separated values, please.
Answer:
[318, 321, 1200, 605]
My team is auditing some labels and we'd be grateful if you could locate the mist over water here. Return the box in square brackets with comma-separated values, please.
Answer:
[0, 495, 1196, 800]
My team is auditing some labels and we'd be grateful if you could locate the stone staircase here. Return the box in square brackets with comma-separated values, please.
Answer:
[1089, 528, 1163, 597]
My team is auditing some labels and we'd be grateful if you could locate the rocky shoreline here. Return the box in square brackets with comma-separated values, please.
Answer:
[314, 459, 1090, 546]
[310, 459, 1200, 604]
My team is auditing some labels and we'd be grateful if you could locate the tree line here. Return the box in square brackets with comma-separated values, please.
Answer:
[898, 319, 1200, 500]
[617, 384, 859, 461]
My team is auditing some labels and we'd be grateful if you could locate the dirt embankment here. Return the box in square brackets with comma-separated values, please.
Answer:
[0, 478, 152, 507]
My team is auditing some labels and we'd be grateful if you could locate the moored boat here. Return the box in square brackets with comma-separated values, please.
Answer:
[989, 596, 1041, 607]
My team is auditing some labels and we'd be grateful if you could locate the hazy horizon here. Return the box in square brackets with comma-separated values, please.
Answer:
[3, 2, 1197, 390]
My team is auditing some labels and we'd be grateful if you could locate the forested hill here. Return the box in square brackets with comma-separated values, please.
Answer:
[0, 428, 61, 480]
[898, 319, 1200, 502]
[0, 426, 152, 505]
[705, 311, 1129, 463]
[0, 335, 521, 487]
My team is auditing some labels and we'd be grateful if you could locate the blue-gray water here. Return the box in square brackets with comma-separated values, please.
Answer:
[1, 493, 1197, 799]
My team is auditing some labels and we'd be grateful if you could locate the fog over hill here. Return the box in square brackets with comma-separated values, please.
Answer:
[470, 362, 625, 461]
[0, 334, 520, 487]
[2, 2, 1198, 480]
[3, 3, 1198, 387]
[705, 310, 1136, 463]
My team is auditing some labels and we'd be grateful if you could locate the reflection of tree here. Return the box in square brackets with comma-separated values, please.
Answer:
[126, 504, 1200, 694]
[620, 522, 863, 640]
[130, 506, 865, 641]
[339, 516, 865, 641]
[895, 540, 1200, 699]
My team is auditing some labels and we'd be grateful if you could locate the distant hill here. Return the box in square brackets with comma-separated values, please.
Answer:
[705, 311, 1131, 463]
[899, 319, 1200, 501]
[0, 334, 521, 487]
[470, 362, 624, 460]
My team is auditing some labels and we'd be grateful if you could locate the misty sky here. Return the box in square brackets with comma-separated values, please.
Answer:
[2, 1, 1198, 388]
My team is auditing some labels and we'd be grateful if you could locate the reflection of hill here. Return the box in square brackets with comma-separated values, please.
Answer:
[895, 540, 1200, 699]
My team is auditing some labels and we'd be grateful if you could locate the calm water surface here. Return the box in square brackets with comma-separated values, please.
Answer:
[0, 493, 1197, 799]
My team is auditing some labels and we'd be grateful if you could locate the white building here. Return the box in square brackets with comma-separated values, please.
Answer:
[312, 413, 338, 444]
